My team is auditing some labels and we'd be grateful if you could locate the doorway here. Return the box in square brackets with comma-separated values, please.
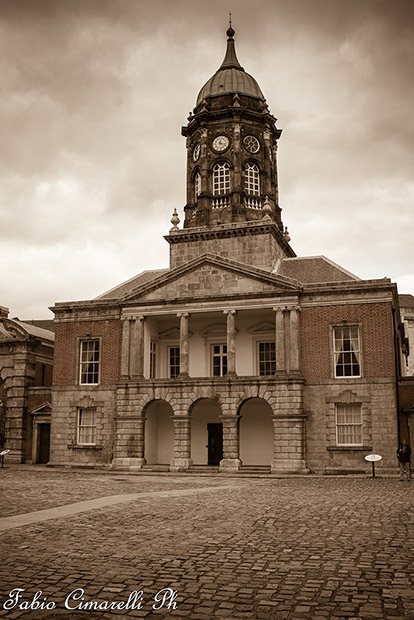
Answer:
[207, 423, 223, 465]
[38, 423, 51, 464]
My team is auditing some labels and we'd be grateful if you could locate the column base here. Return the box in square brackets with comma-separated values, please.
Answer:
[170, 457, 193, 472]
[219, 458, 242, 473]
[111, 457, 146, 470]
[271, 458, 309, 474]
[3, 449, 25, 464]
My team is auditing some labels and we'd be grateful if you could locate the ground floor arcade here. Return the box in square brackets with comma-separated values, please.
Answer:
[112, 377, 307, 473]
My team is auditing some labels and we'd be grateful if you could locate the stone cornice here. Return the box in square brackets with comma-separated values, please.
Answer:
[165, 220, 296, 258]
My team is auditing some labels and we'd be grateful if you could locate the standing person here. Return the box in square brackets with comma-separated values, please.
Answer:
[397, 439, 411, 481]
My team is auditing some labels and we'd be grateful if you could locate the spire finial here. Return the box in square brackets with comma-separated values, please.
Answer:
[227, 13, 235, 38]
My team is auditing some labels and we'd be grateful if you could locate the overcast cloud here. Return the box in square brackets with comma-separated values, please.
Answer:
[0, 0, 413, 318]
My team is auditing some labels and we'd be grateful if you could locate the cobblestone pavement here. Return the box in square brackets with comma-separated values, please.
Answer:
[0, 469, 413, 620]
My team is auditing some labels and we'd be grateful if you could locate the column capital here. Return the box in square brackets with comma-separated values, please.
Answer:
[131, 314, 145, 322]
[273, 306, 285, 313]
[223, 309, 237, 316]
[177, 312, 190, 319]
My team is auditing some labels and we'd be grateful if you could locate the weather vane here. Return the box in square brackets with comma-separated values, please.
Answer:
[229, 12, 232, 28]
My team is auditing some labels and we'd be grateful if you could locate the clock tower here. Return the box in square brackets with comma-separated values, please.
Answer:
[167, 25, 295, 271]
[182, 25, 284, 230]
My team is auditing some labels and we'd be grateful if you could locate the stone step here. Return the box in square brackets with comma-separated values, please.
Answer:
[188, 465, 220, 473]
[240, 465, 271, 474]
[141, 464, 170, 472]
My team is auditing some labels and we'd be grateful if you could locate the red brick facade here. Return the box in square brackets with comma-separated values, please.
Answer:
[301, 302, 395, 380]
[53, 319, 121, 386]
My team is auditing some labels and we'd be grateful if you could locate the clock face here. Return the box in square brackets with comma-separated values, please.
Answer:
[212, 135, 229, 152]
[244, 135, 260, 154]
[193, 143, 201, 162]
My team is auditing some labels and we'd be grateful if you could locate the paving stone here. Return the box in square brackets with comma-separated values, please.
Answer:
[0, 470, 413, 619]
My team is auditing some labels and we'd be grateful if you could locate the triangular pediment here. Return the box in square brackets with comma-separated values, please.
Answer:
[121, 254, 301, 303]
[247, 321, 275, 334]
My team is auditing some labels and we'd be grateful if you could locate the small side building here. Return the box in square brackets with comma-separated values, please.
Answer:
[0, 306, 54, 464]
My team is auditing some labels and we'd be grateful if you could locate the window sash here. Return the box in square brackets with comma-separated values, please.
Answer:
[212, 344, 227, 377]
[150, 341, 157, 379]
[77, 408, 96, 445]
[169, 346, 180, 378]
[245, 163, 260, 196]
[258, 341, 276, 376]
[79, 340, 100, 385]
[335, 404, 362, 445]
[195, 172, 201, 200]
[213, 163, 230, 195]
[333, 326, 361, 377]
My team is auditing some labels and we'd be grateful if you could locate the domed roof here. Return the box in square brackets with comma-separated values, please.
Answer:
[196, 27, 265, 106]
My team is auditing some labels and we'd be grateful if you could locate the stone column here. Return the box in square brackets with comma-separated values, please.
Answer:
[289, 306, 301, 372]
[111, 414, 146, 471]
[270, 414, 308, 473]
[224, 309, 237, 376]
[178, 313, 190, 377]
[131, 316, 145, 378]
[120, 318, 131, 378]
[170, 414, 192, 471]
[219, 415, 241, 472]
[275, 307, 285, 372]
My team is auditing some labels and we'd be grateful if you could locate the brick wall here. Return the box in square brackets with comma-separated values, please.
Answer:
[53, 319, 121, 386]
[301, 302, 395, 380]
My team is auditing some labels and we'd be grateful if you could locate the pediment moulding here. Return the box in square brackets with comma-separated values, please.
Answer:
[247, 321, 275, 334]
[159, 327, 193, 340]
[199, 323, 239, 337]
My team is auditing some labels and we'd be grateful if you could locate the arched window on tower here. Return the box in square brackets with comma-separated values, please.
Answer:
[244, 162, 261, 209]
[194, 171, 201, 202]
[212, 162, 230, 208]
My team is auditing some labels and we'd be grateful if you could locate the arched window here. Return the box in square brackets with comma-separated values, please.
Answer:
[194, 172, 201, 201]
[213, 162, 230, 195]
[245, 163, 260, 196]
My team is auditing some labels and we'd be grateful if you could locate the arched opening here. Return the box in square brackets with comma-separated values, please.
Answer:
[144, 400, 174, 466]
[239, 398, 273, 465]
[190, 399, 222, 465]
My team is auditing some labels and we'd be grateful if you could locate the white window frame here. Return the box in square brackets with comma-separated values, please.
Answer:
[168, 345, 180, 379]
[150, 340, 157, 379]
[333, 325, 361, 378]
[213, 162, 230, 195]
[195, 171, 201, 201]
[244, 162, 260, 196]
[77, 408, 96, 445]
[79, 339, 100, 385]
[335, 403, 363, 446]
[257, 341, 276, 376]
[211, 343, 227, 377]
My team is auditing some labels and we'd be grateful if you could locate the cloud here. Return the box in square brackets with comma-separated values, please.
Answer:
[0, 0, 412, 317]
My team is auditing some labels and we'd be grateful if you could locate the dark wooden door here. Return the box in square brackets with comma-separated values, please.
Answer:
[207, 423, 223, 465]
[38, 424, 51, 464]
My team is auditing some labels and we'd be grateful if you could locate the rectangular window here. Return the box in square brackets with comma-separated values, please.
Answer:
[77, 408, 96, 445]
[169, 346, 180, 378]
[79, 340, 100, 385]
[258, 341, 276, 376]
[336, 403, 362, 446]
[212, 344, 227, 377]
[150, 341, 157, 379]
[333, 326, 361, 378]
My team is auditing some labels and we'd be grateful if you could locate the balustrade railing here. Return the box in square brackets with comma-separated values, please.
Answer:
[245, 196, 262, 209]
[212, 196, 230, 209]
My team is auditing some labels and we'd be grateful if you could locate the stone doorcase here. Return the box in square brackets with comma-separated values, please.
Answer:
[30, 403, 52, 464]
[112, 376, 307, 473]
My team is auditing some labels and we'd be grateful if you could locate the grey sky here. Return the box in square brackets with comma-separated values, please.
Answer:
[0, 0, 413, 318]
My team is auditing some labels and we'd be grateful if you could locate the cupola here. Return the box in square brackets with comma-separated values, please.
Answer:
[196, 27, 265, 106]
